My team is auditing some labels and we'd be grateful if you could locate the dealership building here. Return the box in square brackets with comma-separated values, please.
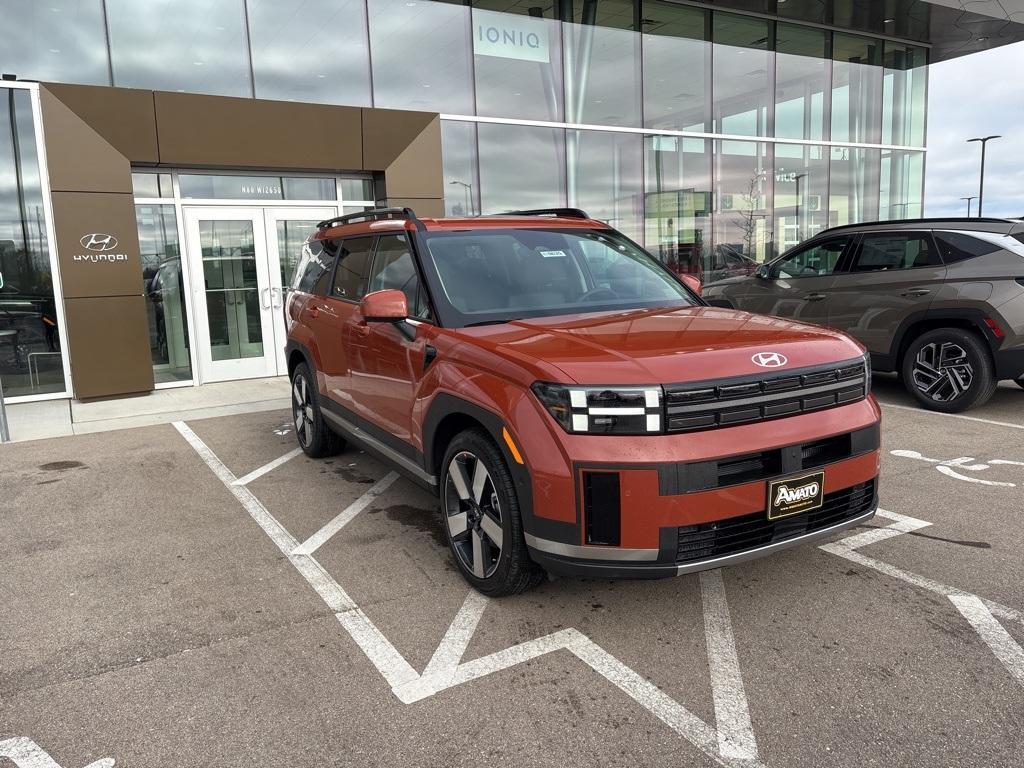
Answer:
[1, 0, 1022, 409]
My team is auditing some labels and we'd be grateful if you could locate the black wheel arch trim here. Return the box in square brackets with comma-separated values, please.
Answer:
[886, 308, 1003, 374]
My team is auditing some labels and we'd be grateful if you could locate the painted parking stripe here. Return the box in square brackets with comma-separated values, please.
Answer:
[0, 737, 113, 768]
[950, 595, 1024, 688]
[292, 472, 399, 555]
[877, 400, 1024, 431]
[175, 420, 764, 767]
[232, 447, 303, 486]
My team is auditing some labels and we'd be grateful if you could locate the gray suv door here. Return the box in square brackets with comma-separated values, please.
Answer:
[826, 231, 946, 358]
[725, 235, 850, 323]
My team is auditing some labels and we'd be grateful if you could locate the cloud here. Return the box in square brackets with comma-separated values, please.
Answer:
[925, 41, 1024, 218]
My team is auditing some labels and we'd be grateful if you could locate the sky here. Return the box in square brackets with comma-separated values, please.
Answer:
[924, 40, 1024, 218]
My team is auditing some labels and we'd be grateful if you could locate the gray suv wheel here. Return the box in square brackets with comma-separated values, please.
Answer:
[902, 329, 996, 413]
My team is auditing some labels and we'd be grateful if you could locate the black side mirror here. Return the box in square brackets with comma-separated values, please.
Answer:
[755, 264, 771, 280]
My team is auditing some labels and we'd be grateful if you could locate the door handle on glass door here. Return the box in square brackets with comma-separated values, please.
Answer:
[804, 293, 827, 302]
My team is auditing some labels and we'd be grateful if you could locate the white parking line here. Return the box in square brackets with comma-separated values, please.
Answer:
[0, 737, 113, 768]
[701, 569, 758, 761]
[292, 472, 399, 555]
[175, 419, 764, 768]
[232, 447, 303, 486]
[877, 400, 1024, 431]
[950, 596, 1024, 688]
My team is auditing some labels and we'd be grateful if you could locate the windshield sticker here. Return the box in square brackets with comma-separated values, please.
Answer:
[539, 250, 567, 258]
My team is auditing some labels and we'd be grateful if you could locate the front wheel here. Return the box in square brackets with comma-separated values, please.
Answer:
[901, 328, 996, 413]
[440, 429, 545, 596]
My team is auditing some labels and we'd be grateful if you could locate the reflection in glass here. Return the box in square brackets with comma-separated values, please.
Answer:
[568, 130, 642, 244]
[775, 24, 828, 141]
[642, 3, 710, 132]
[473, 9, 563, 121]
[368, 0, 474, 114]
[715, 140, 773, 265]
[563, 21, 641, 127]
[132, 172, 173, 198]
[340, 179, 375, 203]
[829, 146, 881, 226]
[713, 14, 771, 136]
[832, 33, 883, 145]
[249, 0, 371, 107]
[1, 0, 109, 85]
[478, 123, 565, 213]
[774, 144, 828, 252]
[0, 87, 66, 397]
[106, 0, 252, 97]
[883, 42, 927, 148]
[137, 205, 191, 383]
[644, 136, 712, 279]
[199, 221, 263, 361]
[179, 174, 335, 201]
[276, 220, 321, 288]
[880, 150, 924, 220]
[442, 122, 480, 217]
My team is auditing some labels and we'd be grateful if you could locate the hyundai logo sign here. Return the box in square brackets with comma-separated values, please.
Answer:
[80, 233, 119, 251]
[752, 351, 788, 368]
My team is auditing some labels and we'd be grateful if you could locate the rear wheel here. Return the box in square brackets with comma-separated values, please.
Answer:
[291, 363, 345, 458]
[440, 428, 545, 596]
[901, 328, 996, 413]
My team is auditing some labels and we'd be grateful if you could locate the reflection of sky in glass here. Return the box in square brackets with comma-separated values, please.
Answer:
[563, 22, 641, 127]
[0, 0, 109, 85]
[478, 123, 566, 213]
[106, 0, 251, 97]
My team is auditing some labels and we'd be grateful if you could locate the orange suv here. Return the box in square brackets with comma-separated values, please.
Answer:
[285, 208, 880, 595]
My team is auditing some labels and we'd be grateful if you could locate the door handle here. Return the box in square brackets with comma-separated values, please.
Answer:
[308, 303, 320, 318]
[901, 288, 931, 297]
[259, 287, 271, 309]
[804, 293, 827, 302]
[353, 321, 371, 337]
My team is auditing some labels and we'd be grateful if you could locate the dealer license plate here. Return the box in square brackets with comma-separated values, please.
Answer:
[767, 470, 825, 521]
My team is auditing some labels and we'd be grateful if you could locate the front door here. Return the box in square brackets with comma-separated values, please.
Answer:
[184, 206, 336, 383]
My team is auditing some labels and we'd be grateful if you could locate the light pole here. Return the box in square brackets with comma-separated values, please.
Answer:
[449, 180, 474, 216]
[960, 196, 977, 217]
[967, 135, 1001, 216]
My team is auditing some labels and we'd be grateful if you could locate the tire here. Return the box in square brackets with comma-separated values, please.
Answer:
[291, 363, 345, 458]
[901, 328, 997, 413]
[440, 428, 545, 596]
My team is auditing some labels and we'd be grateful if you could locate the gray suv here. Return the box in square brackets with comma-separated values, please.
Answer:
[703, 218, 1024, 412]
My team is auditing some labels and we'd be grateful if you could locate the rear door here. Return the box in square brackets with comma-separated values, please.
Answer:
[731, 235, 851, 324]
[826, 231, 945, 357]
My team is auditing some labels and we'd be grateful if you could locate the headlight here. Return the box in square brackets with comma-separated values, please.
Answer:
[531, 382, 663, 434]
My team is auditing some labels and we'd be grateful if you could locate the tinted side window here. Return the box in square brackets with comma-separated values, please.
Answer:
[366, 234, 430, 319]
[934, 232, 1002, 264]
[331, 236, 375, 300]
[293, 238, 336, 296]
[774, 237, 848, 278]
[850, 232, 939, 272]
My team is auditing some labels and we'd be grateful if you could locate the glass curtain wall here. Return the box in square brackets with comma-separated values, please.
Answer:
[0, 87, 66, 398]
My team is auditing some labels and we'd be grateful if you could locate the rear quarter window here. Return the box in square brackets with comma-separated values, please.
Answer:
[934, 232, 1002, 264]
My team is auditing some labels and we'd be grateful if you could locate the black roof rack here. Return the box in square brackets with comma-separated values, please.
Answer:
[498, 207, 591, 220]
[317, 207, 424, 232]
[817, 216, 1016, 235]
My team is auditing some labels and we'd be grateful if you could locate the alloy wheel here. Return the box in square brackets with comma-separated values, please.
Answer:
[444, 451, 504, 579]
[292, 375, 315, 447]
[912, 342, 975, 402]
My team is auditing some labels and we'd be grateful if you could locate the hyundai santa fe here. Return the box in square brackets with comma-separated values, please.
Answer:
[285, 207, 880, 595]
[703, 218, 1024, 413]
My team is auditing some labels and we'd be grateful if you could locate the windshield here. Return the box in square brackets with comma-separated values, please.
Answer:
[422, 228, 697, 326]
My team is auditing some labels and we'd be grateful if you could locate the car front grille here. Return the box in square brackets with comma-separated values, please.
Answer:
[662, 358, 869, 433]
[674, 480, 876, 564]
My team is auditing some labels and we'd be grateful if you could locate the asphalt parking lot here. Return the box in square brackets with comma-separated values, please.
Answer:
[2, 378, 1023, 768]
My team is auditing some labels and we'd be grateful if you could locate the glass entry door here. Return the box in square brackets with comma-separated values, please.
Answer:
[183, 206, 336, 383]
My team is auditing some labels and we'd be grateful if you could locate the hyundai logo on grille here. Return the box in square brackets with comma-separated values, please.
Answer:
[752, 351, 788, 368]
[80, 233, 118, 251]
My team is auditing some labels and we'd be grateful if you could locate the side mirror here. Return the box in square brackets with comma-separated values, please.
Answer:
[360, 289, 408, 322]
[679, 273, 702, 296]
[755, 264, 771, 280]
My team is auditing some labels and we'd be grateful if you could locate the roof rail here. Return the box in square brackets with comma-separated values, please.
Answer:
[317, 207, 424, 232]
[498, 207, 591, 220]
[817, 216, 1014, 234]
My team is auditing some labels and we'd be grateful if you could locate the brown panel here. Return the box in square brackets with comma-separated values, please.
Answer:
[41, 83, 159, 164]
[63, 295, 154, 399]
[386, 198, 445, 218]
[51, 192, 144, 299]
[154, 92, 363, 170]
[383, 116, 444, 199]
[361, 108, 438, 170]
[38, 89, 133, 194]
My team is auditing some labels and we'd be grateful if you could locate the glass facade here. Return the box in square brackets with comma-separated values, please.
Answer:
[3, 1, 938, 297]
[0, 87, 66, 399]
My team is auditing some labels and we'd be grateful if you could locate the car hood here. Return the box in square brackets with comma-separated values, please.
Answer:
[462, 306, 864, 385]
